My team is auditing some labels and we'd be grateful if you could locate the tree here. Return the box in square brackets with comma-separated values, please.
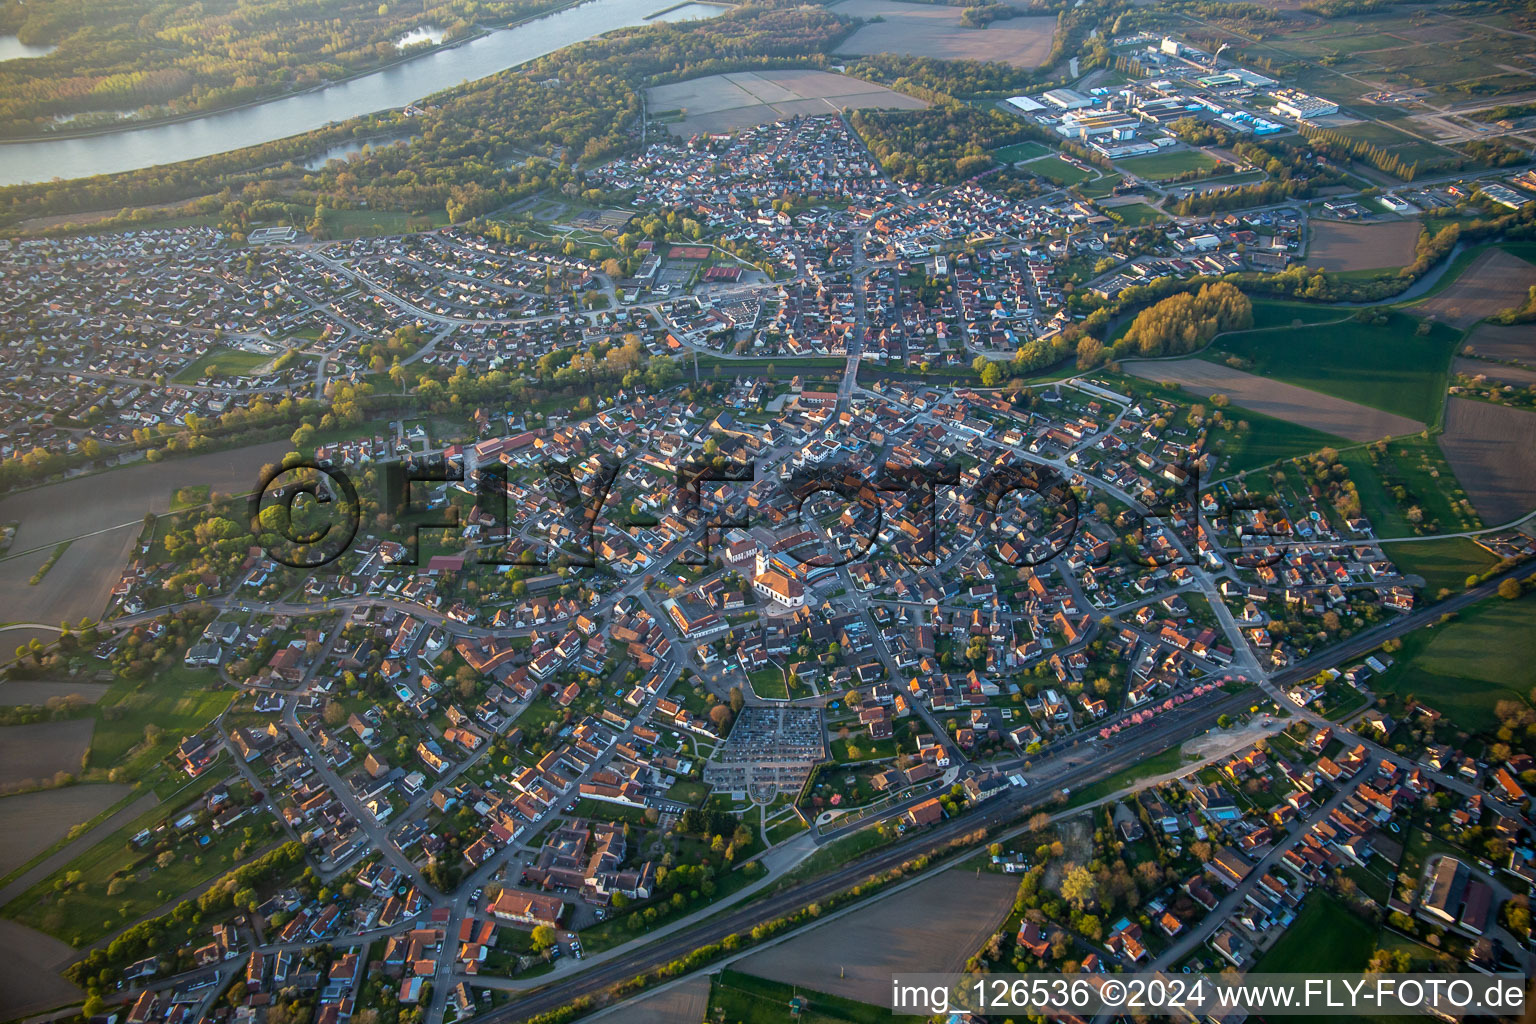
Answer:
[1061, 865, 1096, 910]
[1498, 578, 1522, 600]
[531, 924, 557, 951]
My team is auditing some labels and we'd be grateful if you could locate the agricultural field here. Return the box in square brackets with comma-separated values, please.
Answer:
[1125, 359, 1423, 444]
[1226, 4, 1536, 110]
[1245, 298, 1348, 332]
[1208, 406, 1348, 477]
[706, 970, 918, 1024]
[0, 680, 110, 706]
[648, 70, 929, 138]
[1460, 321, 1536, 369]
[1305, 219, 1421, 273]
[8, 776, 278, 945]
[0, 718, 94, 791]
[1457, 320, 1536, 386]
[1386, 537, 1500, 599]
[0, 440, 291, 659]
[1116, 149, 1220, 180]
[0, 918, 81, 1020]
[1412, 247, 1536, 329]
[735, 865, 1018, 1006]
[1368, 588, 1536, 734]
[1200, 311, 1459, 425]
[618, 975, 713, 1024]
[1453, 358, 1536, 388]
[832, 0, 1056, 66]
[0, 783, 133, 877]
[1435, 397, 1536, 524]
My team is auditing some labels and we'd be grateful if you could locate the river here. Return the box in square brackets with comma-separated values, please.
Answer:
[0, 0, 725, 187]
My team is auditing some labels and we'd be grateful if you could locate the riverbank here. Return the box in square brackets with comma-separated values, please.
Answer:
[0, 0, 726, 185]
[0, 1, 589, 145]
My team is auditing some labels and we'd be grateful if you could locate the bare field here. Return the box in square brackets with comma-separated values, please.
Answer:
[0, 441, 287, 553]
[0, 440, 290, 652]
[1437, 397, 1536, 524]
[1454, 358, 1536, 387]
[0, 680, 111, 706]
[1306, 219, 1421, 272]
[0, 783, 132, 876]
[833, 0, 1056, 66]
[1462, 322, 1536, 369]
[0, 918, 81, 1020]
[0, 528, 135, 644]
[1124, 359, 1424, 442]
[735, 866, 1018, 1005]
[599, 975, 710, 1024]
[649, 70, 928, 137]
[0, 718, 94, 789]
[1415, 248, 1536, 329]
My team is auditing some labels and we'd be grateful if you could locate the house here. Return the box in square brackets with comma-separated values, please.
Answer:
[488, 890, 565, 927]
[903, 798, 944, 829]
[1207, 846, 1252, 888]
[1016, 921, 1050, 958]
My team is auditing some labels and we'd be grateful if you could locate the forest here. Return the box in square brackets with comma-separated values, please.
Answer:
[1113, 281, 1253, 359]
[850, 105, 1037, 183]
[0, 0, 569, 137]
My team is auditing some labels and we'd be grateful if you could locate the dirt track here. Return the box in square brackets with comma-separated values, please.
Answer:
[1414, 248, 1536, 329]
[735, 866, 1017, 1005]
[1437, 397, 1536, 524]
[1124, 358, 1424, 442]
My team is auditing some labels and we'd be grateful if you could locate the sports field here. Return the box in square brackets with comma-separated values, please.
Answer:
[1116, 149, 1220, 180]
[1028, 155, 1092, 186]
[993, 141, 1051, 163]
